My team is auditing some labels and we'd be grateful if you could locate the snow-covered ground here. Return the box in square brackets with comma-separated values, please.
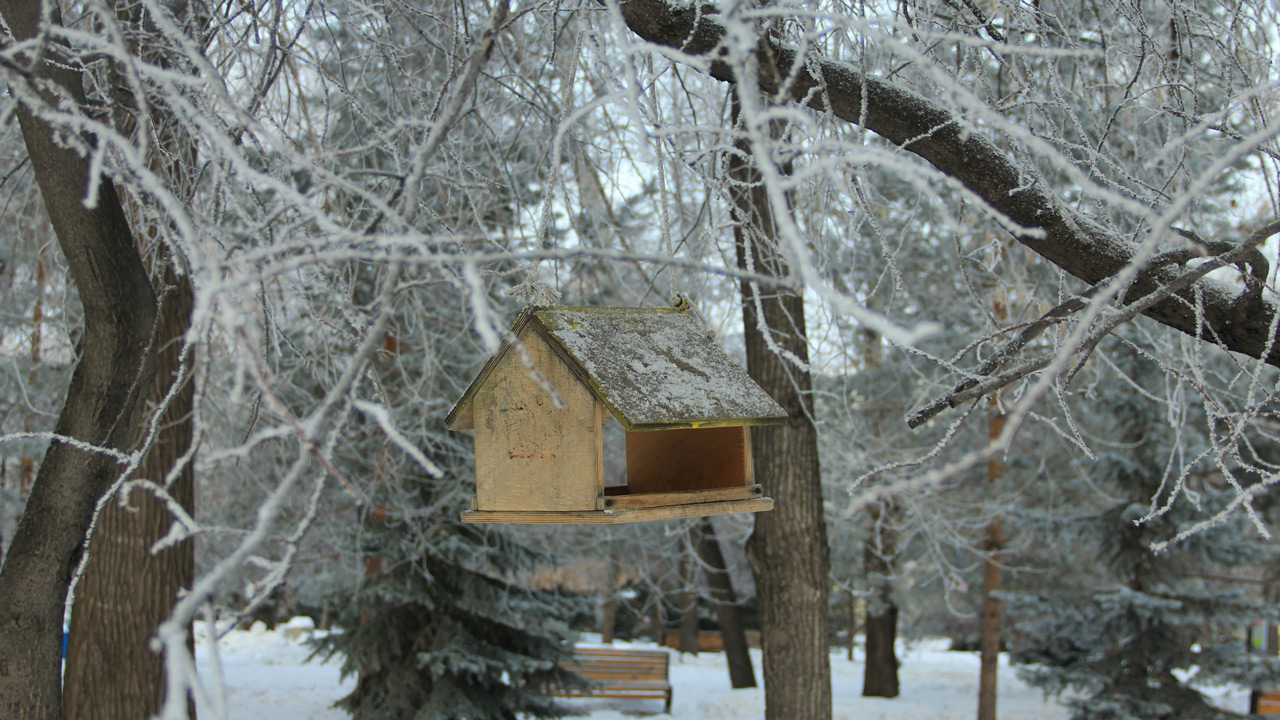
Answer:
[558, 635, 1070, 720]
[194, 621, 1250, 719]
[195, 619, 351, 720]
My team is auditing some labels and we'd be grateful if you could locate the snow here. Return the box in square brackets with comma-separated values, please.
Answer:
[194, 621, 351, 720]
[565, 636, 1070, 720]
[192, 621, 1154, 719]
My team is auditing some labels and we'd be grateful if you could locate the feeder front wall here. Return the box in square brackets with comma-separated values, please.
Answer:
[472, 329, 603, 512]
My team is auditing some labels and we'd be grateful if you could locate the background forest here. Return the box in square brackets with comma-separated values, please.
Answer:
[1, 1, 1279, 719]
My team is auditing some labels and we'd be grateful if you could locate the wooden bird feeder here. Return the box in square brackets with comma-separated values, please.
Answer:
[446, 306, 787, 524]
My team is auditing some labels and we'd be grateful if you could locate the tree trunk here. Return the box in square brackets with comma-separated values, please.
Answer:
[848, 590, 861, 662]
[978, 284, 1008, 720]
[977, 516, 1005, 720]
[0, 4, 157, 718]
[863, 501, 900, 698]
[600, 595, 618, 644]
[650, 584, 666, 644]
[863, 598, 900, 697]
[695, 518, 757, 689]
[61, 1, 201, 708]
[730, 102, 832, 720]
[678, 551, 700, 656]
[600, 554, 619, 645]
[63, 271, 195, 720]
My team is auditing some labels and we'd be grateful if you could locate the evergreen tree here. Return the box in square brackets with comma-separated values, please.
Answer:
[294, 3, 591, 714]
[310, 284, 586, 720]
[1010, 340, 1280, 719]
[315, 508, 585, 720]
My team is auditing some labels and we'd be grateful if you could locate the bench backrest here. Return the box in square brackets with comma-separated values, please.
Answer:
[570, 648, 669, 681]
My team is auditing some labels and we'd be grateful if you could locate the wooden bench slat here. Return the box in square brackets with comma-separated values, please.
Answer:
[569, 670, 665, 677]
[576, 667, 666, 672]
[1252, 689, 1280, 715]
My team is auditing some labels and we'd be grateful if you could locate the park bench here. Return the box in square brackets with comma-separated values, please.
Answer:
[555, 646, 673, 713]
[1252, 688, 1280, 715]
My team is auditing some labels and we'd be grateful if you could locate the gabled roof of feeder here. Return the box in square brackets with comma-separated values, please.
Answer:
[446, 306, 789, 432]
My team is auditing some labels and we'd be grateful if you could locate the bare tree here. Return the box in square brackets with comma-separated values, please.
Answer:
[0, 2, 157, 716]
[730, 98, 832, 718]
[62, 5, 201, 716]
[619, 0, 1280, 370]
[0, 2, 1277, 719]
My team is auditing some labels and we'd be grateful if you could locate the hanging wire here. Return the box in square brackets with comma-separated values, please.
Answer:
[509, 18, 586, 309]
[646, 74, 680, 306]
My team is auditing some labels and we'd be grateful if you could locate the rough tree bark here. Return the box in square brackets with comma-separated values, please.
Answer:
[62, 4, 200, 713]
[618, 0, 1280, 370]
[730, 104, 832, 719]
[862, 501, 900, 698]
[695, 517, 757, 689]
[0, 3, 158, 718]
[62, 270, 194, 720]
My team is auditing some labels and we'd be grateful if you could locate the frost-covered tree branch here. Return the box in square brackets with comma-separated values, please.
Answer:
[908, 220, 1280, 427]
[617, 0, 1280, 367]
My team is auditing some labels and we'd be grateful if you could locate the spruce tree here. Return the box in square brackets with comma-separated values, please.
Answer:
[298, 3, 587, 714]
[312, 295, 586, 720]
[1010, 341, 1280, 719]
[315, 507, 584, 720]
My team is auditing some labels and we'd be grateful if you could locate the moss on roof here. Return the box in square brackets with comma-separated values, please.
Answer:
[447, 306, 788, 432]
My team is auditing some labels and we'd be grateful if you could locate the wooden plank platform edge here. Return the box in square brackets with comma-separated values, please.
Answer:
[462, 496, 774, 524]
[596, 485, 764, 510]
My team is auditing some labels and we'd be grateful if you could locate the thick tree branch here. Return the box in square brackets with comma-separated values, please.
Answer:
[906, 221, 1280, 426]
[617, 0, 1280, 367]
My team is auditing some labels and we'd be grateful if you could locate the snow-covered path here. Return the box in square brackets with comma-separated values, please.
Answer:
[193, 621, 1244, 719]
